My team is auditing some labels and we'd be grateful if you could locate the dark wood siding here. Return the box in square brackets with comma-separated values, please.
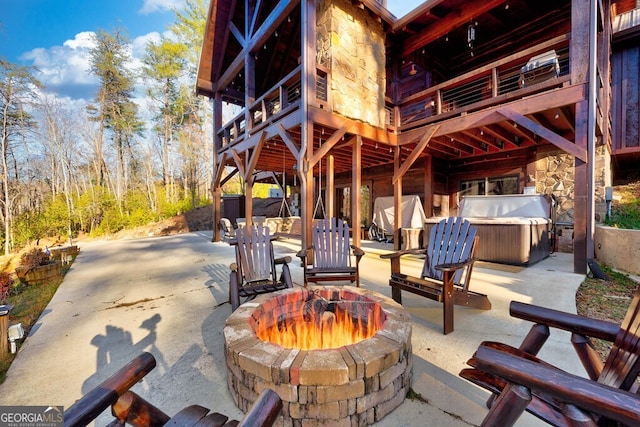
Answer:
[612, 45, 640, 151]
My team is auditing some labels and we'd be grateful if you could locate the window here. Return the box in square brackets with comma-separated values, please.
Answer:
[460, 175, 519, 197]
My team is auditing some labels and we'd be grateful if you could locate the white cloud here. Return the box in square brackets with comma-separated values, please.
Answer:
[139, 0, 185, 15]
[132, 32, 162, 60]
[20, 32, 99, 100]
[18, 30, 171, 101]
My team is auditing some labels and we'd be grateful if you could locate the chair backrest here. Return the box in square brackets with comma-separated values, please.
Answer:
[600, 286, 640, 391]
[312, 218, 351, 269]
[422, 217, 477, 287]
[220, 218, 234, 237]
[235, 225, 276, 283]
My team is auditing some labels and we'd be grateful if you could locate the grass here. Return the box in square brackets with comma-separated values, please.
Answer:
[575, 265, 639, 360]
[0, 270, 66, 384]
[605, 181, 640, 230]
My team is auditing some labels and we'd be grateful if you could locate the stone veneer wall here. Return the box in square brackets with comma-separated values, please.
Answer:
[317, 0, 386, 128]
[535, 144, 611, 253]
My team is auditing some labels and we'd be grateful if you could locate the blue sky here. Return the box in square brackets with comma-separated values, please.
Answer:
[0, 0, 183, 99]
[0, 1, 423, 100]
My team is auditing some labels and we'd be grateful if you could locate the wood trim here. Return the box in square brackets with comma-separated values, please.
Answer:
[398, 84, 587, 144]
[309, 124, 353, 167]
[401, 0, 508, 58]
[497, 108, 588, 162]
[276, 124, 302, 161]
[393, 125, 439, 184]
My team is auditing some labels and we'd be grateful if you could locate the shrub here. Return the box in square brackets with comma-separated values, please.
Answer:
[0, 272, 11, 305]
[17, 248, 50, 273]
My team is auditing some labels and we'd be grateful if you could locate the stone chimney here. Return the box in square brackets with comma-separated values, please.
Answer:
[317, 0, 387, 128]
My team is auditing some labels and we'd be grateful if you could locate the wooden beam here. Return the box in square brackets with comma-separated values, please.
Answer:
[401, 0, 507, 57]
[309, 124, 353, 167]
[246, 132, 266, 177]
[230, 149, 246, 178]
[497, 108, 588, 162]
[249, 0, 300, 60]
[309, 106, 397, 145]
[393, 125, 439, 184]
[277, 124, 302, 161]
[229, 22, 245, 46]
[399, 84, 586, 144]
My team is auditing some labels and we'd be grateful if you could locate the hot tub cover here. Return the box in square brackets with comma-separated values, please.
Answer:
[459, 194, 551, 219]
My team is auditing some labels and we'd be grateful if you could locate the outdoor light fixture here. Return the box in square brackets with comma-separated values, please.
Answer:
[468, 22, 477, 57]
[8, 323, 24, 354]
[409, 64, 417, 76]
[467, 24, 475, 48]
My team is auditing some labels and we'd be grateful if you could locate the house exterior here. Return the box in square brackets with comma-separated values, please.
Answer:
[196, 0, 640, 274]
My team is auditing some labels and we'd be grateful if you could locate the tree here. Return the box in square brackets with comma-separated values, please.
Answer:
[88, 29, 143, 206]
[38, 94, 84, 242]
[142, 37, 188, 202]
[171, 0, 207, 76]
[0, 58, 42, 255]
[171, 0, 213, 204]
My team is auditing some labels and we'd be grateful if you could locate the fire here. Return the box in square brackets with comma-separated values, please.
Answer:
[253, 290, 385, 350]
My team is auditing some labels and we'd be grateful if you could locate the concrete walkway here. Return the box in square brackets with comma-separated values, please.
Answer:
[0, 231, 586, 426]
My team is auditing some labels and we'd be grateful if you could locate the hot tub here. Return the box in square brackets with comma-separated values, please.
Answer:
[424, 195, 552, 266]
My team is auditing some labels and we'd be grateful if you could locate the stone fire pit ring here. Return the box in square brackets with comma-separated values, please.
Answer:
[224, 286, 413, 426]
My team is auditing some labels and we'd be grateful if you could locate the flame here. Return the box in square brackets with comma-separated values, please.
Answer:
[253, 290, 384, 350]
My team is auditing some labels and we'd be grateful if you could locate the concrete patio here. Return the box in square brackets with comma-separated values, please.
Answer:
[0, 231, 587, 426]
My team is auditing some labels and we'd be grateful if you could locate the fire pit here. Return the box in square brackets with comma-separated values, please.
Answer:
[224, 286, 412, 425]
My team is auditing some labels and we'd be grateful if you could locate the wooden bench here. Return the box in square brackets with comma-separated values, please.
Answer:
[459, 282, 640, 426]
[380, 217, 491, 334]
[64, 352, 282, 427]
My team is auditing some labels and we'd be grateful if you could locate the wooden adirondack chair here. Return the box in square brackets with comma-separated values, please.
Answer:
[459, 283, 640, 426]
[219, 217, 236, 242]
[380, 216, 491, 334]
[297, 217, 365, 287]
[229, 225, 293, 311]
[64, 352, 283, 427]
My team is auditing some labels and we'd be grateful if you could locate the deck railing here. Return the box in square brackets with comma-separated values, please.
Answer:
[395, 35, 572, 131]
[217, 35, 580, 150]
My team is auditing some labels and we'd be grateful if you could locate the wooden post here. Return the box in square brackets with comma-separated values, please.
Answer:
[300, 0, 316, 250]
[393, 146, 402, 250]
[326, 155, 334, 219]
[571, 0, 592, 274]
[0, 306, 12, 355]
[211, 91, 223, 242]
[351, 136, 362, 247]
[424, 155, 433, 219]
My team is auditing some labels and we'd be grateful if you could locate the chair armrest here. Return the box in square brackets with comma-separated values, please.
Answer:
[230, 262, 238, 272]
[64, 352, 157, 427]
[350, 245, 365, 258]
[379, 248, 426, 260]
[474, 344, 640, 426]
[434, 257, 476, 273]
[238, 388, 283, 427]
[296, 247, 311, 260]
[275, 256, 292, 265]
[510, 301, 620, 342]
